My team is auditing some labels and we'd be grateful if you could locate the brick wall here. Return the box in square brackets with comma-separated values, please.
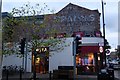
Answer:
[44, 3, 101, 37]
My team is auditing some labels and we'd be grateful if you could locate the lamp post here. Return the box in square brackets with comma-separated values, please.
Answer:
[101, 0, 106, 67]
[0, 1, 2, 79]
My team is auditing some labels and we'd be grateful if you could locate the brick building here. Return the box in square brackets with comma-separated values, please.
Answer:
[45, 3, 103, 74]
[2, 3, 104, 75]
[45, 3, 101, 37]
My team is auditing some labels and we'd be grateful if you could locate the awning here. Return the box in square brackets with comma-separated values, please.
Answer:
[81, 46, 99, 53]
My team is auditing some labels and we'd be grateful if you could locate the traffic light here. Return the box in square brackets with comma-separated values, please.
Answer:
[75, 36, 82, 54]
[19, 38, 26, 54]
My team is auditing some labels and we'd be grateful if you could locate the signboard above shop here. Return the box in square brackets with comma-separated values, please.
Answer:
[72, 31, 84, 38]
[82, 37, 104, 44]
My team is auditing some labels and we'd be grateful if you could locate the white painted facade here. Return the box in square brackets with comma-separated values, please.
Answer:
[2, 37, 74, 72]
[49, 37, 74, 72]
[82, 37, 104, 44]
[2, 37, 104, 72]
[2, 52, 32, 72]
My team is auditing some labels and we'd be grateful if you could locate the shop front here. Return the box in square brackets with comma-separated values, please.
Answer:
[32, 47, 49, 74]
[32, 55, 49, 74]
[76, 46, 102, 75]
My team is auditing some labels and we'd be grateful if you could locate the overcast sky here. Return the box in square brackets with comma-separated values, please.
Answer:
[2, 0, 119, 51]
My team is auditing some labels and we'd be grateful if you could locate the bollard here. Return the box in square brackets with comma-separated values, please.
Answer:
[6, 69, 8, 80]
[20, 68, 22, 80]
[49, 71, 52, 80]
[107, 68, 114, 80]
[98, 69, 109, 80]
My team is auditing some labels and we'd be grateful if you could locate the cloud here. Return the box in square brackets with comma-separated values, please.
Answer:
[105, 29, 118, 48]
[101, 2, 118, 33]
[3, 0, 120, 2]
[105, 14, 118, 32]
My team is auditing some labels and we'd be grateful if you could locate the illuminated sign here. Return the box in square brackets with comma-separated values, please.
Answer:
[99, 46, 103, 53]
[36, 47, 49, 54]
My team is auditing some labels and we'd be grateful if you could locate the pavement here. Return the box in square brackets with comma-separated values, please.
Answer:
[1, 72, 120, 80]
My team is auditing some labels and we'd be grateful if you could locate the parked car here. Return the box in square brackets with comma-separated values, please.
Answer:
[109, 60, 119, 65]
[113, 64, 120, 69]
[117, 59, 120, 64]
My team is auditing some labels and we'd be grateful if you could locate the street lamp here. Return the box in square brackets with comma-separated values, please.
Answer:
[36, 48, 39, 52]
[101, 0, 106, 68]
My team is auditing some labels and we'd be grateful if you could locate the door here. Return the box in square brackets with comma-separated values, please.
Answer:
[32, 55, 49, 74]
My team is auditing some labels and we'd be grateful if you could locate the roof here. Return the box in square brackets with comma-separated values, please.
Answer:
[2, 12, 44, 21]
[2, 12, 12, 18]
[57, 3, 100, 14]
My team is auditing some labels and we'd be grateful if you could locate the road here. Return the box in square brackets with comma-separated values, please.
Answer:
[114, 70, 120, 80]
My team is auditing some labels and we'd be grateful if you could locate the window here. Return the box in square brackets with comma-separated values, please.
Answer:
[76, 53, 95, 73]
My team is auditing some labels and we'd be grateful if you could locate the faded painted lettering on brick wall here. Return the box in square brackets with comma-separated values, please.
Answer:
[54, 14, 95, 22]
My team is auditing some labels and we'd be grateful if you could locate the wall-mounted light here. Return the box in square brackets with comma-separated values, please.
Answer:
[98, 56, 100, 60]
[36, 48, 39, 52]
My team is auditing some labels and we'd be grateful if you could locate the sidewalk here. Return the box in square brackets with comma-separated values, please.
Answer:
[35, 74, 120, 80]
[2, 72, 33, 80]
[2, 73, 97, 80]
[32, 73, 97, 80]
[2, 73, 120, 80]
[36, 73, 120, 80]
[76, 75, 97, 80]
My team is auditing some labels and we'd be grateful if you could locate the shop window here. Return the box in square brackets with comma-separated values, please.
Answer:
[76, 53, 94, 66]
[76, 53, 95, 73]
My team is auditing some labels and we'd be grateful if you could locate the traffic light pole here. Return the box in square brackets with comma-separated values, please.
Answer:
[19, 38, 26, 73]
[33, 50, 37, 80]
[22, 53, 24, 72]
[25, 38, 28, 73]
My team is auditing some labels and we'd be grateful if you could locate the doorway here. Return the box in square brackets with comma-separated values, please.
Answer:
[32, 55, 49, 74]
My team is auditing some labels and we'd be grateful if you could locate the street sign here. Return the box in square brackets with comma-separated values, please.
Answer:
[99, 43, 104, 46]
[106, 50, 110, 53]
[106, 50, 110, 55]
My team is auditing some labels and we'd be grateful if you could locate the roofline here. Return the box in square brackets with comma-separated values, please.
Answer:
[2, 3, 101, 18]
[57, 3, 100, 14]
